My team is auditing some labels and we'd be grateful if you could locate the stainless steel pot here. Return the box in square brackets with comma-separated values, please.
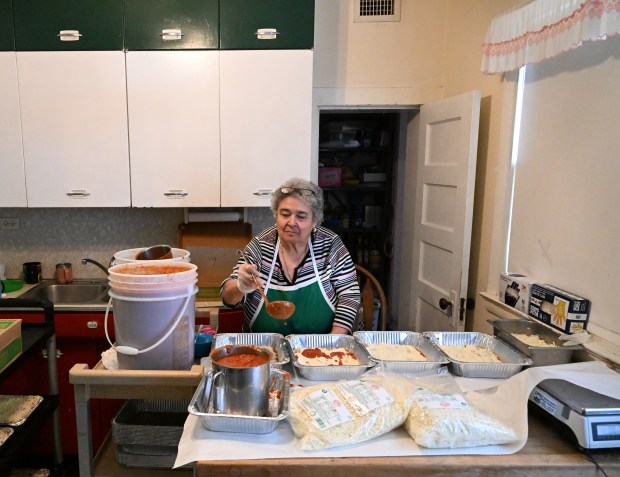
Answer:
[209, 345, 271, 416]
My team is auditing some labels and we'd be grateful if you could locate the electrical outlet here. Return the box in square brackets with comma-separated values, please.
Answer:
[0, 218, 20, 230]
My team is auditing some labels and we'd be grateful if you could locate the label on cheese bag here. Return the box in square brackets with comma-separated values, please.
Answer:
[299, 387, 354, 430]
[412, 387, 470, 410]
[337, 380, 394, 415]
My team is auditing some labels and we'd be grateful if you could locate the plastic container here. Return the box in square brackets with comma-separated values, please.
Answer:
[112, 247, 190, 265]
[108, 261, 197, 284]
[105, 261, 198, 370]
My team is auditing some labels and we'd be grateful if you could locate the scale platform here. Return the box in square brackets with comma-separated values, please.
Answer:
[530, 378, 620, 449]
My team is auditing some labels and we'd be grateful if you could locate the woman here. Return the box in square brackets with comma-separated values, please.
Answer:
[221, 178, 360, 334]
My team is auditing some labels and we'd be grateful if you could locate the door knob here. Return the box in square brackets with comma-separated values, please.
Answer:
[439, 298, 452, 310]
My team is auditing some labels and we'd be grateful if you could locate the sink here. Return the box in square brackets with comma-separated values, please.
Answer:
[20, 280, 109, 305]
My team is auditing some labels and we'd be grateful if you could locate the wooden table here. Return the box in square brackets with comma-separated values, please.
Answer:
[69, 362, 203, 477]
[194, 409, 620, 477]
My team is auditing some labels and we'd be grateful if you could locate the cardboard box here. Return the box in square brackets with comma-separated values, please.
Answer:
[318, 167, 342, 187]
[528, 283, 590, 334]
[498, 273, 535, 314]
[177, 222, 253, 301]
[362, 172, 386, 183]
[0, 319, 22, 372]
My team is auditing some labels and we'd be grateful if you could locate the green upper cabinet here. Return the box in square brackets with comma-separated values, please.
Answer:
[0, 0, 15, 51]
[125, 0, 219, 50]
[13, 0, 124, 51]
[220, 0, 314, 50]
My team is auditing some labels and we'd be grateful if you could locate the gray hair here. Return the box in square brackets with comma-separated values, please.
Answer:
[271, 177, 324, 225]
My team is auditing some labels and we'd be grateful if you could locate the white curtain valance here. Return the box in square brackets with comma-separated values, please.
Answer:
[481, 0, 620, 74]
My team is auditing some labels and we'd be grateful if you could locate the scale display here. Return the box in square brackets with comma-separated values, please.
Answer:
[530, 379, 620, 450]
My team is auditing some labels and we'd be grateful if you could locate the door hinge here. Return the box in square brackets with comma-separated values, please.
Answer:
[458, 298, 475, 323]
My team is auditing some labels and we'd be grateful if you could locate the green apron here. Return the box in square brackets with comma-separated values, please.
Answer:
[250, 238, 335, 334]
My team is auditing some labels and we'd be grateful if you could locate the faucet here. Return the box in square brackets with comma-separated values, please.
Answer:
[81, 258, 109, 276]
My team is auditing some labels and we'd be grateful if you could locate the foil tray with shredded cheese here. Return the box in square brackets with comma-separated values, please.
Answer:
[0, 395, 44, 426]
[0, 427, 14, 447]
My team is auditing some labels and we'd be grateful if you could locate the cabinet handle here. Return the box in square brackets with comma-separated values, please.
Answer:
[254, 28, 279, 40]
[58, 30, 82, 41]
[161, 29, 184, 41]
[252, 189, 273, 197]
[87, 321, 99, 329]
[164, 190, 189, 198]
[66, 189, 91, 198]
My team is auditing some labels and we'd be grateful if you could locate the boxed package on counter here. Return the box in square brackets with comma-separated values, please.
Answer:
[499, 273, 535, 313]
[0, 319, 22, 372]
[177, 222, 253, 302]
[318, 167, 342, 187]
[528, 284, 590, 334]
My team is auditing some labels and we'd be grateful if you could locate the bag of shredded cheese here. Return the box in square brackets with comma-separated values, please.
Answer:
[288, 372, 414, 450]
[404, 373, 518, 448]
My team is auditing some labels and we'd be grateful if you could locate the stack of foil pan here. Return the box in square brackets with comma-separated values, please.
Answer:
[286, 334, 375, 381]
[423, 331, 532, 378]
[212, 332, 290, 368]
[353, 331, 449, 374]
[189, 368, 290, 434]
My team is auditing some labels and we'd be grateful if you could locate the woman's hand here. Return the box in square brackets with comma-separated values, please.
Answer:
[236, 264, 260, 294]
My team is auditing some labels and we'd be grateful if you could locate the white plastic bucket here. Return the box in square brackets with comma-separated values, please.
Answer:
[105, 261, 198, 370]
[108, 261, 197, 284]
[111, 247, 191, 265]
[108, 280, 197, 294]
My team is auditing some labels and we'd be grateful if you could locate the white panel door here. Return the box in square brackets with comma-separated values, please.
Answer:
[0, 52, 26, 207]
[409, 91, 480, 332]
[220, 50, 313, 207]
[127, 51, 221, 207]
[18, 51, 130, 207]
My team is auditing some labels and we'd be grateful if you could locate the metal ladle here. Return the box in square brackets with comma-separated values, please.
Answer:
[237, 250, 295, 320]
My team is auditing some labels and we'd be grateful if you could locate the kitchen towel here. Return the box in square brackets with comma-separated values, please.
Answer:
[174, 360, 620, 465]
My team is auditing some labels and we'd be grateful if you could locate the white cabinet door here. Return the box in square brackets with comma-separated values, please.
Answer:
[220, 50, 313, 207]
[0, 52, 27, 207]
[127, 51, 221, 207]
[18, 51, 130, 207]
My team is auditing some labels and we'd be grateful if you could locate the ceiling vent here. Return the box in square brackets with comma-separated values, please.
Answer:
[354, 0, 401, 23]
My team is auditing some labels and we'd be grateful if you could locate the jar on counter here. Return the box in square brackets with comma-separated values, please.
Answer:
[56, 263, 73, 284]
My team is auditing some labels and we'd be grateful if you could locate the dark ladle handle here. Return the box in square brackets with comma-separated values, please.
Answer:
[237, 250, 270, 305]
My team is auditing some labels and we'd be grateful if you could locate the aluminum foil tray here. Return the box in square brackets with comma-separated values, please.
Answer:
[423, 331, 532, 378]
[0, 395, 43, 426]
[212, 332, 289, 368]
[353, 331, 449, 374]
[286, 334, 375, 381]
[189, 369, 290, 434]
[112, 399, 188, 447]
[0, 427, 14, 447]
[489, 319, 580, 367]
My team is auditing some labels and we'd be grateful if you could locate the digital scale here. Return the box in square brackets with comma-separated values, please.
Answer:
[530, 379, 620, 449]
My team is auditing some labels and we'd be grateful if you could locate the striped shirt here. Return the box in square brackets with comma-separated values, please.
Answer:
[221, 226, 361, 333]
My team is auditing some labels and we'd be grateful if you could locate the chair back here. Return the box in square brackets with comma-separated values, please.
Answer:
[354, 264, 387, 331]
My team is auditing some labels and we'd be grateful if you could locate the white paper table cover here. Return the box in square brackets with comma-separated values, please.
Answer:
[175, 361, 620, 467]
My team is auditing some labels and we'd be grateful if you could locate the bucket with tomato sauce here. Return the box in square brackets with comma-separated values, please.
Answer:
[209, 345, 271, 416]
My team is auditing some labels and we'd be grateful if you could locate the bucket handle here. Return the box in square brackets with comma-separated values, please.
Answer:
[104, 292, 192, 356]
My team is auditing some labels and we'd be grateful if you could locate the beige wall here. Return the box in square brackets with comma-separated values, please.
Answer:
[313, 0, 447, 106]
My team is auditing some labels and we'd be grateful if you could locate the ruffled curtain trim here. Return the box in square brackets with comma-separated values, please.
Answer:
[481, 0, 620, 74]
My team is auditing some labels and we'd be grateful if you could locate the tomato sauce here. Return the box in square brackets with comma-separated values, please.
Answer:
[115, 264, 192, 275]
[215, 353, 269, 368]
